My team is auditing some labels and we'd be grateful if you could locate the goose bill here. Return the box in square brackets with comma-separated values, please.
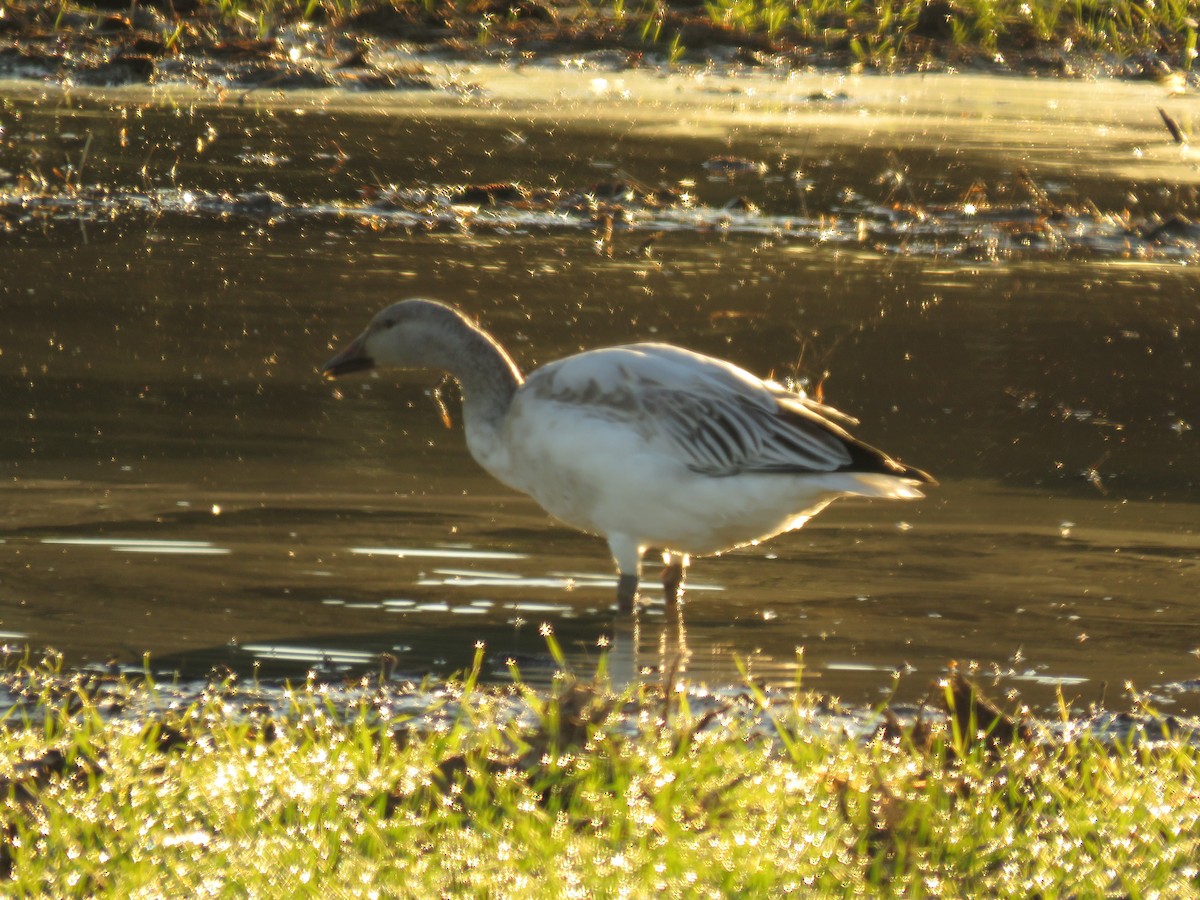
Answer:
[322, 338, 374, 379]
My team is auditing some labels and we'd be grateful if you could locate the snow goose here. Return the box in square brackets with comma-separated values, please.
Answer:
[323, 299, 935, 612]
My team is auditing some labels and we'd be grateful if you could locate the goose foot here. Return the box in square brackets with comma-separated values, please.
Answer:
[616, 574, 639, 614]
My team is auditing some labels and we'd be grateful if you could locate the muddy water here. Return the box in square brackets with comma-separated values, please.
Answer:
[1, 72, 1198, 712]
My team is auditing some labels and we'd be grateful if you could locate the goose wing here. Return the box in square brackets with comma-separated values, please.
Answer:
[525, 343, 925, 479]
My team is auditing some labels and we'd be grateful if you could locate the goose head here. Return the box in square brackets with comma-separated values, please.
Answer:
[322, 299, 473, 379]
[322, 299, 524, 434]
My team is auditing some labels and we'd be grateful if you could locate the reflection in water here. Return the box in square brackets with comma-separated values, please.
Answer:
[0, 88, 1197, 713]
[605, 605, 695, 692]
[660, 604, 693, 683]
[410, 567, 725, 593]
[608, 617, 639, 691]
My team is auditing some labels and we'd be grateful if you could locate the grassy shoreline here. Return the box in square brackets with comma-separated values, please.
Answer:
[2, 0, 1199, 82]
[2, 648, 1198, 895]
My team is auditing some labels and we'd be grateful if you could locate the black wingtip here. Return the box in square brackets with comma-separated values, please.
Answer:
[894, 461, 938, 486]
[843, 438, 936, 485]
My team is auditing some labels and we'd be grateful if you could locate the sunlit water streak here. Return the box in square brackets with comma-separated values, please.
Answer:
[41, 538, 232, 555]
[351, 546, 527, 560]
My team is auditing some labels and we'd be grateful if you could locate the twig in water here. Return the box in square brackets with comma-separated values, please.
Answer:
[1081, 450, 1111, 496]
[1158, 106, 1186, 145]
[74, 131, 93, 190]
[885, 150, 926, 211]
[1014, 168, 1058, 214]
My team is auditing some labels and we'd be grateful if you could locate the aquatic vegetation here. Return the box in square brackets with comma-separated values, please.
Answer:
[6, 169, 1200, 264]
[1, 650, 1198, 895]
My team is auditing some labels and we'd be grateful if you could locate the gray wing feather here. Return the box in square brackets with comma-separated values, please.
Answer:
[527, 345, 858, 476]
[641, 386, 854, 475]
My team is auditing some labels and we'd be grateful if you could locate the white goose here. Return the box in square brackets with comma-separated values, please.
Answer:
[323, 299, 934, 612]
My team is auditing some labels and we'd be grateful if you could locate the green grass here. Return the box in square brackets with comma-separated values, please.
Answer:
[32, 0, 1200, 72]
[696, 0, 1200, 67]
[162, 0, 1200, 70]
[2, 647, 1199, 896]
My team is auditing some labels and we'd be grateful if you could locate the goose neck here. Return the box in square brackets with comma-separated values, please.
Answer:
[436, 320, 522, 429]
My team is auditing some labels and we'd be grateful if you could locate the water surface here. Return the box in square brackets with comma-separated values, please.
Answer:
[1, 71, 1197, 712]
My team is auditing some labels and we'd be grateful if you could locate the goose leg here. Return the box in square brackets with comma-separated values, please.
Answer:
[608, 534, 645, 615]
[661, 552, 689, 608]
[616, 574, 639, 614]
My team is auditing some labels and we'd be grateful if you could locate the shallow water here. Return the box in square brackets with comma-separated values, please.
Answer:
[1, 71, 1198, 712]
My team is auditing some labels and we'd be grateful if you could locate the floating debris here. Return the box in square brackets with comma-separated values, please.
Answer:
[450, 183, 529, 205]
[703, 155, 768, 177]
[3, 172, 1200, 263]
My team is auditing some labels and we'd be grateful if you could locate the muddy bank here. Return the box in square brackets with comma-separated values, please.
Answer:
[0, 651, 1192, 743]
[1, 0, 1198, 93]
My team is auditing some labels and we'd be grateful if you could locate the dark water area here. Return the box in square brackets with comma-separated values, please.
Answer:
[1, 75, 1198, 714]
